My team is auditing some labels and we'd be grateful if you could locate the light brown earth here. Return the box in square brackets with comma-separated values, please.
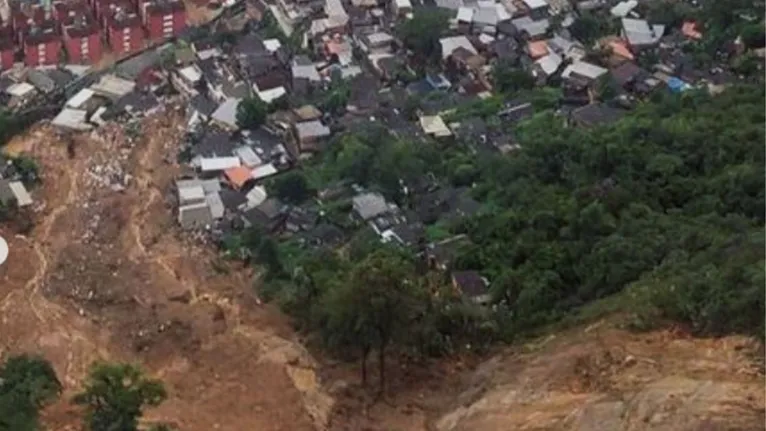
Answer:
[1, 106, 331, 431]
[0, 107, 763, 431]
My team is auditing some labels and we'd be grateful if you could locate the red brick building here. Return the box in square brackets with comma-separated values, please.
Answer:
[62, 14, 102, 64]
[11, 5, 46, 41]
[104, 7, 144, 54]
[0, 37, 14, 70]
[140, 0, 186, 41]
[23, 23, 61, 66]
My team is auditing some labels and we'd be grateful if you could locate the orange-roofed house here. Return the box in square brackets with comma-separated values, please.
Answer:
[225, 166, 252, 189]
[527, 40, 548, 60]
[681, 21, 702, 40]
[609, 39, 634, 60]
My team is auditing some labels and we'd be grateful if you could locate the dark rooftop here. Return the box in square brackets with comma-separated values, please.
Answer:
[571, 103, 627, 127]
[452, 270, 488, 298]
[190, 93, 218, 116]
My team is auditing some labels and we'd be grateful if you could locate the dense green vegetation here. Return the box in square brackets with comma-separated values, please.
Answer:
[0, 355, 61, 431]
[240, 84, 764, 388]
[74, 363, 167, 431]
[395, 8, 450, 67]
[456, 86, 764, 337]
[236, 96, 269, 130]
[0, 356, 171, 431]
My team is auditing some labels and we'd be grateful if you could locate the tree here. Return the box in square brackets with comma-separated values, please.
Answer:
[266, 171, 314, 204]
[236, 96, 268, 130]
[491, 59, 535, 95]
[569, 13, 614, 46]
[740, 23, 766, 49]
[73, 362, 167, 431]
[0, 355, 62, 431]
[396, 9, 450, 64]
[320, 76, 351, 116]
[321, 249, 423, 391]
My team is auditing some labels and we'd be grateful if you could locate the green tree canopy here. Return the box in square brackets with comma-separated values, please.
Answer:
[0, 355, 62, 431]
[266, 171, 315, 205]
[73, 362, 167, 431]
[321, 248, 424, 390]
[396, 9, 450, 64]
[236, 96, 269, 130]
[492, 60, 535, 95]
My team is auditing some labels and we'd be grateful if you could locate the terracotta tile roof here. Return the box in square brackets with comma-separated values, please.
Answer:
[225, 166, 251, 189]
[609, 39, 634, 60]
[527, 40, 549, 59]
[681, 21, 702, 40]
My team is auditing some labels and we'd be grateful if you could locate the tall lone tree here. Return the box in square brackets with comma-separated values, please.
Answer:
[322, 249, 423, 392]
[73, 362, 167, 431]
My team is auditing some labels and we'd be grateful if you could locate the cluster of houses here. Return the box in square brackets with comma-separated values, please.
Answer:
[0, 0, 187, 68]
[36, 0, 759, 304]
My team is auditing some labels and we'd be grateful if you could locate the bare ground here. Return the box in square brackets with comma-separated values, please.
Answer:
[1, 108, 331, 431]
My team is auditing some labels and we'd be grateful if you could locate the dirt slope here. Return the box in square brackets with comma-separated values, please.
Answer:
[435, 322, 764, 431]
[0, 107, 332, 431]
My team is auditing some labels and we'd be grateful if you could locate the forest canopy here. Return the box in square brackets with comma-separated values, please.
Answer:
[236, 84, 764, 384]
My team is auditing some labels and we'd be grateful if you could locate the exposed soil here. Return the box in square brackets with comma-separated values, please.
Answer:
[0, 107, 331, 431]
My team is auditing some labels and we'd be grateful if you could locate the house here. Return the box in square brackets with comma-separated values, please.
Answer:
[426, 234, 470, 270]
[140, 0, 186, 41]
[457, 1, 512, 35]
[104, 7, 145, 55]
[62, 13, 102, 64]
[176, 178, 223, 227]
[174, 64, 203, 95]
[242, 198, 286, 232]
[23, 23, 61, 66]
[189, 93, 218, 119]
[211, 98, 241, 130]
[609, 0, 637, 18]
[548, 34, 585, 61]
[294, 120, 331, 154]
[178, 202, 214, 228]
[419, 115, 452, 138]
[392, 0, 412, 17]
[293, 105, 323, 122]
[570, 103, 626, 127]
[532, 52, 562, 79]
[357, 31, 394, 54]
[284, 205, 319, 233]
[452, 271, 491, 305]
[610, 61, 643, 89]
[498, 99, 534, 122]
[90, 74, 136, 100]
[681, 21, 702, 41]
[440, 36, 477, 61]
[621, 18, 664, 50]
[199, 156, 241, 174]
[304, 223, 347, 248]
[0, 36, 13, 70]
[449, 46, 486, 72]
[489, 37, 519, 62]
[352, 192, 391, 221]
[382, 222, 425, 248]
[27, 69, 56, 94]
[527, 40, 549, 59]
[561, 61, 608, 84]
[521, 0, 549, 20]
[0, 180, 33, 207]
[511, 16, 549, 40]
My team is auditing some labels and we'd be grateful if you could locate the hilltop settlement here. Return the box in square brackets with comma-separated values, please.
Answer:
[2, 0, 763, 303]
